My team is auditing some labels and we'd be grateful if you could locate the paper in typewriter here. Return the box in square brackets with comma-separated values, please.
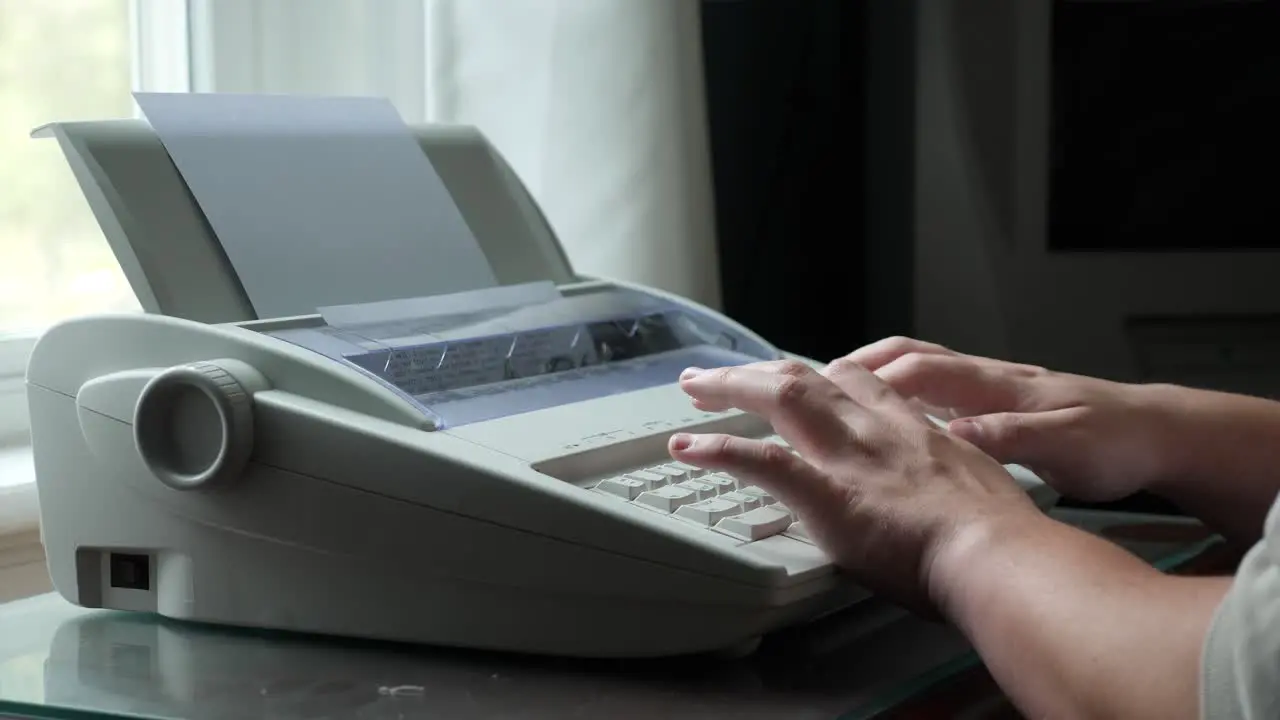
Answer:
[134, 92, 496, 319]
[267, 284, 782, 428]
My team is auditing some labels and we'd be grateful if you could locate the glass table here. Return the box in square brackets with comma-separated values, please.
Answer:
[0, 509, 1228, 720]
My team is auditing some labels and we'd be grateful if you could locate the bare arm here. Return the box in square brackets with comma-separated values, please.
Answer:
[934, 511, 1230, 720]
[842, 336, 1280, 548]
[666, 355, 1237, 719]
[1149, 384, 1280, 547]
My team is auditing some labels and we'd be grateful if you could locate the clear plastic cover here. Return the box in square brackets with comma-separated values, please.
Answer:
[264, 287, 781, 428]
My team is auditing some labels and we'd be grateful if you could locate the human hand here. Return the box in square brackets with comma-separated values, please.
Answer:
[844, 337, 1179, 503]
[666, 358, 1042, 615]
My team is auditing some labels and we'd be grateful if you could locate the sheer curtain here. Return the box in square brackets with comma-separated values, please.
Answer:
[424, 0, 723, 310]
[191, 0, 721, 308]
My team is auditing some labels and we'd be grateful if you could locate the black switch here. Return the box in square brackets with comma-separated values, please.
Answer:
[109, 553, 151, 591]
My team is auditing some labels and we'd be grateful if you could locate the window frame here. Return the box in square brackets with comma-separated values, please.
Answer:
[0, 336, 35, 447]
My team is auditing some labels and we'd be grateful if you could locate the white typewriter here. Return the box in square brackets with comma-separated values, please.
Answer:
[25, 111, 1057, 659]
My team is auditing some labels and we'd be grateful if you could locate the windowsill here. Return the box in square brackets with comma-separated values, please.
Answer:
[0, 443, 47, 604]
[0, 444, 39, 537]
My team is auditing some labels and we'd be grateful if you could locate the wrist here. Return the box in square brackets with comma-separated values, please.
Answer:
[926, 506, 1059, 627]
[1135, 382, 1280, 495]
[1122, 382, 1219, 494]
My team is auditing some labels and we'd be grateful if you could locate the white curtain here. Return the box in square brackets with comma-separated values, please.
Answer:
[424, 0, 723, 310]
[194, 0, 722, 309]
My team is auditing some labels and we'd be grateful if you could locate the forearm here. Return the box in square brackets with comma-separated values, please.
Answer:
[1146, 384, 1280, 545]
[935, 512, 1230, 720]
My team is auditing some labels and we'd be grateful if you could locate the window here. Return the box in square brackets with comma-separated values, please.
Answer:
[0, 0, 429, 452]
[0, 1, 704, 559]
[0, 0, 188, 446]
[0, 0, 140, 336]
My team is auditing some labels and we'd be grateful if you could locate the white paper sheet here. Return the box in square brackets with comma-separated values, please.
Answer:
[317, 281, 561, 348]
[319, 281, 560, 329]
[134, 92, 497, 318]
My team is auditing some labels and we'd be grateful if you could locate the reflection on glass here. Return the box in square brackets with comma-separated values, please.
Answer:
[0, 655, 45, 705]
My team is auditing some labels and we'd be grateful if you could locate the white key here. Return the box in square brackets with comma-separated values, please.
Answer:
[784, 521, 815, 545]
[674, 480, 717, 501]
[667, 461, 707, 478]
[764, 435, 799, 455]
[717, 490, 762, 512]
[626, 469, 668, 490]
[739, 486, 777, 505]
[715, 505, 794, 541]
[649, 465, 688, 483]
[636, 486, 699, 513]
[674, 498, 743, 526]
[699, 473, 737, 493]
[594, 476, 646, 500]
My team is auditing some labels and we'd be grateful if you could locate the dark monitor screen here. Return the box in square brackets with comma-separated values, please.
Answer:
[1049, 0, 1280, 252]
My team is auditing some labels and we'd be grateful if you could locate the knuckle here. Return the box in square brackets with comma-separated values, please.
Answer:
[826, 356, 865, 377]
[831, 356, 895, 401]
[882, 336, 916, 354]
[707, 366, 736, 384]
[990, 413, 1029, 443]
[772, 374, 810, 408]
[776, 359, 812, 378]
[896, 351, 937, 377]
[1011, 362, 1049, 379]
[882, 335, 944, 357]
[703, 433, 735, 456]
[757, 441, 794, 466]
[692, 434, 736, 463]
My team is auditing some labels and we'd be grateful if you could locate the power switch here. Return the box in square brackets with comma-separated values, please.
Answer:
[109, 553, 151, 591]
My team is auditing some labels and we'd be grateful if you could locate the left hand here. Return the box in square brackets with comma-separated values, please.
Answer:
[666, 357, 1043, 615]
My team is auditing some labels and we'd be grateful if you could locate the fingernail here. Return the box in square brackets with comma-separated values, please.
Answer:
[670, 433, 695, 452]
[680, 367, 705, 381]
[951, 418, 983, 438]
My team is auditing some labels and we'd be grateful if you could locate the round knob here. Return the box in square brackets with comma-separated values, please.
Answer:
[134, 360, 261, 491]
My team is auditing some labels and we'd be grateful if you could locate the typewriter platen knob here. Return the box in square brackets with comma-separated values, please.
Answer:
[134, 359, 267, 491]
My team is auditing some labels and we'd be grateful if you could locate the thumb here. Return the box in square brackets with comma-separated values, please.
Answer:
[948, 411, 1059, 467]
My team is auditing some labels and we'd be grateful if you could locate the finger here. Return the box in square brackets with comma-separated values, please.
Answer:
[680, 361, 840, 414]
[682, 358, 817, 384]
[949, 408, 1085, 469]
[822, 356, 920, 421]
[907, 397, 961, 423]
[679, 364, 860, 456]
[750, 358, 822, 373]
[684, 359, 815, 411]
[680, 363, 812, 413]
[668, 432, 839, 518]
[841, 336, 956, 372]
[875, 352, 1032, 417]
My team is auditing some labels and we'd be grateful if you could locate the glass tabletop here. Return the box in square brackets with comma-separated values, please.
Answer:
[0, 509, 1223, 720]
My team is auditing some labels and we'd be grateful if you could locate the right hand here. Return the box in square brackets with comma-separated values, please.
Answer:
[841, 337, 1180, 503]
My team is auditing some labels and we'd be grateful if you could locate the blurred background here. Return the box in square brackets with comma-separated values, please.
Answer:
[0, 0, 138, 334]
[2, 0, 1278, 510]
